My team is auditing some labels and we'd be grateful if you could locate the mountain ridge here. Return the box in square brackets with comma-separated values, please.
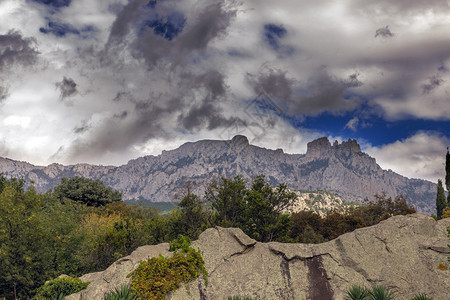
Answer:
[0, 136, 437, 214]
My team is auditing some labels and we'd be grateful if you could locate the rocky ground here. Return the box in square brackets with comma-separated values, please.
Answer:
[67, 214, 450, 300]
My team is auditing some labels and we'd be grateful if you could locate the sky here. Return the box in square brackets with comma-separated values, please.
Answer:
[0, 0, 449, 183]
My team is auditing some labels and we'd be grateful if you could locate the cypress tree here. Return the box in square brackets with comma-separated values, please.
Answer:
[446, 148, 450, 205]
[436, 179, 446, 219]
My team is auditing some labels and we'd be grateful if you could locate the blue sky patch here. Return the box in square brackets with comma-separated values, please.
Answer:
[40, 21, 95, 38]
[32, 0, 71, 8]
[141, 11, 186, 41]
[264, 23, 287, 50]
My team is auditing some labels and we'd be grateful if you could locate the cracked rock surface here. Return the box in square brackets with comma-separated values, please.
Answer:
[68, 214, 450, 300]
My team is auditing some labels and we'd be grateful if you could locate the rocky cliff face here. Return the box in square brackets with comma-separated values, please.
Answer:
[0, 136, 437, 213]
[66, 214, 450, 300]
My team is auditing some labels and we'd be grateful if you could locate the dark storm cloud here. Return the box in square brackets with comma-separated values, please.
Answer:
[422, 74, 443, 94]
[0, 30, 39, 70]
[40, 20, 95, 38]
[73, 120, 90, 134]
[0, 85, 8, 103]
[249, 68, 362, 117]
[106, 0, 238, 68]
[375, 26, 394, 38]
[55, 76, 78, 101]
[62, 68, 241, 161]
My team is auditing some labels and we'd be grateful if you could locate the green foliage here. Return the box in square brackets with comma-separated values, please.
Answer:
[35, 276, 89, 300]
[128, 247, 207, 300]
[436, 179, 446, 219]
[205, 175, 247, 227]
[54, 176, 122, 207]
[177, 193, 209, 239]
[169, 234, 192, 252]
[227, 296, 254, 300]
[102, 284, 137, 300]
[410, 293, 433, 300]
[368, 285, 395, 300]
[445, 149, 450, 201]
[345, 285, 369, 300]
[206, 175, 296, 242]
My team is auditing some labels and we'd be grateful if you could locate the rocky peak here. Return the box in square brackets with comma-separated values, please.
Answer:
[306, 137, 361, 159]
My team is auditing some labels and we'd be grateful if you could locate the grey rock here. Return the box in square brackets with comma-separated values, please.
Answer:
[69, 214, 450, 300]
[0, 136, 437, 213]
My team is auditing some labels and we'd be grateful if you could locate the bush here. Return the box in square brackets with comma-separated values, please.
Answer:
[227, 297, 254, 300]
[169, 234, 192, 252]
[128, 247, 207, 300]
[35, 276, 89, 299]
[345, 285, 369, 300]
[103, 284, 137, 300]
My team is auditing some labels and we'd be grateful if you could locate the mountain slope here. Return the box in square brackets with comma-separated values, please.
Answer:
[0, 135, 437, 214]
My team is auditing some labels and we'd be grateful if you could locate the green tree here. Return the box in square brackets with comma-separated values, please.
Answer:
[54, 176, 122, 207]
[446, 148, 450, 205]
[177, 193, 209, 239]
[241, 175, 296, 242]
[436, 179, 447, 220]
[205, 175, 247, 227]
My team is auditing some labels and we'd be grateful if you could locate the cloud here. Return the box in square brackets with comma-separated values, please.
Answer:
[0, 85, 8, 103]
[248, 67, 363, 117]
[345, 117, 359, 131]
[105, 0, 239, 69]
[422, 74, 443, 95]
[375, 25, 394, 38]
[0, 30, 39, 70]
[365, 132, 450, 182]
[55, 76, 78, 102]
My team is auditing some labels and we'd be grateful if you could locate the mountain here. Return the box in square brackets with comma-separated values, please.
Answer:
[0, 135, 437, 214]
[66, 214, 450, 300]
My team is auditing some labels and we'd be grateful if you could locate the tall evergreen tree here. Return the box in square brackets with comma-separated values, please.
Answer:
[436, 179, 446, 219]
[446, 147, 450, 205]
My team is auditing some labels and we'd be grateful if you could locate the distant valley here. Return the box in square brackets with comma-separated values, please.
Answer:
[0, 135, 437, 214]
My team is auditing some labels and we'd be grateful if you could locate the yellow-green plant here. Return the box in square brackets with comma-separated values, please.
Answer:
[128, 247, 207, 300]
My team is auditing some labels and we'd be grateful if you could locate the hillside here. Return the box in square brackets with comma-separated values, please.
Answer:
[0, 135, 437, 214]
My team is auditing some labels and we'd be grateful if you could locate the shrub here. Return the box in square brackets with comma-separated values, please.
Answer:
[169, 234, 192, 252]
[128, 247, 207, 300]
[35, 276, 89, 300]
[103, 284, 137, 300]
[345, 285, 369, 300]
[368, 285, 395, 300]
[227, 297, 254, 300]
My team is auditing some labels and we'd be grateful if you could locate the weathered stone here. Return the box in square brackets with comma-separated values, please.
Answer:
[68, 214, 450, 300]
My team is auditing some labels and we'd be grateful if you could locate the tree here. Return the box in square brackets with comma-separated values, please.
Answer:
[446, 148, 450, 205]
[177, 193, 209, 239]
[241, 175, 296, 242]
[54, 176, 122, 206]
[436, 179, 447, 220]
[204, 175, 247, 227]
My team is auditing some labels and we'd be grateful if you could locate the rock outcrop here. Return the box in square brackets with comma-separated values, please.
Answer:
[0, 136, 437, 213]
[67, 214, 450, 300]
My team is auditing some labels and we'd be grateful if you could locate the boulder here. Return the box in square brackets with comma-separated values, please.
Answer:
[68, 214, 450, 300]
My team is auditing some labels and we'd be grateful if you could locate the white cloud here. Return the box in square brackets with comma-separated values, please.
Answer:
[365, 132, 449, 182]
